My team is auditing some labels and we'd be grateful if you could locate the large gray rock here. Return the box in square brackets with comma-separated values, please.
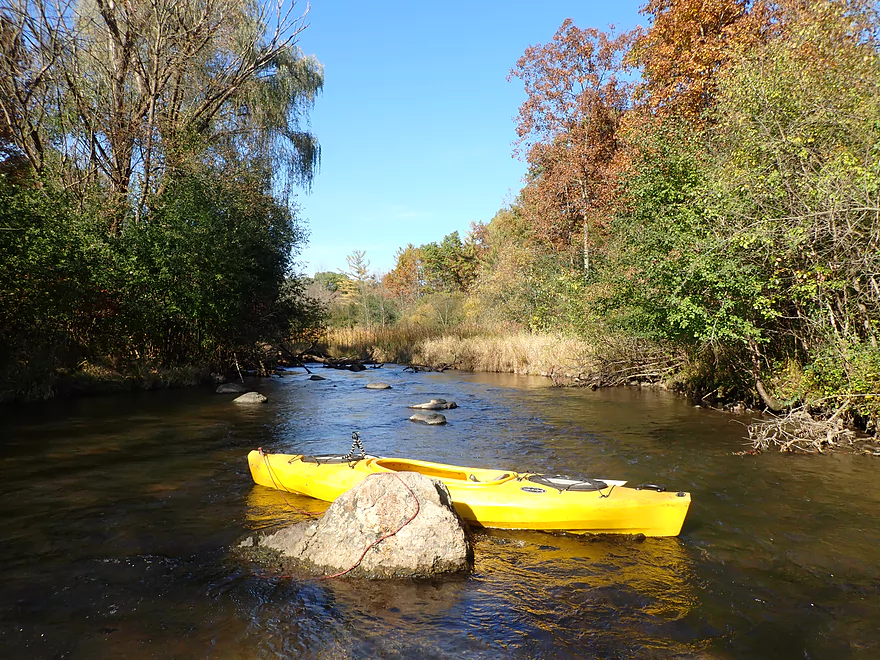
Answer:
[365, 382, 391, 390]
[233, 391, 267, 404]
[408, 399, 458, 410]
[216, 382, 247, 394]
[409, 412, 447, 425]
[260, 472, 471, 578]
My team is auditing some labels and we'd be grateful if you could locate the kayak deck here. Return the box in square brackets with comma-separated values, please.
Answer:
[370, 457, 516, 484]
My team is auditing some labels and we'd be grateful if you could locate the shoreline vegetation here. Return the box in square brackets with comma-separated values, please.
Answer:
[321, 326, 684, 389]
[2, 1, 878, 456]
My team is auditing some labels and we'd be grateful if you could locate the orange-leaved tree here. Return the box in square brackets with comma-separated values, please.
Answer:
[509, 19, 635, 276]
[383, 244, 424, 304]
[629, 0, 770, 123]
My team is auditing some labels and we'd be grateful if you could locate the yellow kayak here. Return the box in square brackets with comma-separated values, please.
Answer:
[247, 449, 691, 537]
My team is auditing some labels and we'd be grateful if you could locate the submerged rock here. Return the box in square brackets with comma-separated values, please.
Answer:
[409, 412, 447, 425]
[216, 382, 247, 394]
[260, 472, 471, 578]
[408, 399, 458, 410]
[233, 392, 267, 404]
[308, 374, 327, 381]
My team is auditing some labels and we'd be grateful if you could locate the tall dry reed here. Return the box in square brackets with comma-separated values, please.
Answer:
[413, 332, 597, 377]
[320, 325, 484, 363]
[321, 325, 681, 386]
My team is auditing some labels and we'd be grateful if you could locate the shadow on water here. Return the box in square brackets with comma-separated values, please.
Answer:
[1, 366, 879, 658]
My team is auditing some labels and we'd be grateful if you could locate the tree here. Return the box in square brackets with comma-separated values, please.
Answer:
[383, 244, 424, 303]
[708, 0, 880, 353]
[602, 0, 880, 414]
[339, 250, 377, 327]
[313, 271, 349, 293]
[509, 20, 634, 275]
[0, 0, 325, 396]
[0, 0, 322, 228]
[628, 0, 768, 123]
[420, 229, 484, 293]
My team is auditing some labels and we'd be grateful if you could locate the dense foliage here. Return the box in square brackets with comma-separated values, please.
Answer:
[0, 0, 322, 400]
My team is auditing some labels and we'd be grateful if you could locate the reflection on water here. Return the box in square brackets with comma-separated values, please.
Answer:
[246, 485, 330, 529]
[1, 366, 879, 658]
[463, 531, 697, 657]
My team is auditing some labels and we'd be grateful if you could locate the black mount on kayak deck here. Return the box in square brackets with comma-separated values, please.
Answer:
[299, 431, 370, 467]
[299, 454, 371, 465]
[635, 483, 666, 492]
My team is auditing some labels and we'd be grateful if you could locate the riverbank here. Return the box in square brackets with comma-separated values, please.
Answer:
[6, 327, 876, 454]
[321, 326, 684, 387]
[0, 360, 215, 403]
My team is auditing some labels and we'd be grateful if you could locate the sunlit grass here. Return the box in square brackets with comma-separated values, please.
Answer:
[320, 324, 680, 387]
[320, 324, 485, 364]
[321, 325, 597, 377]
[414, 332, 598, 377]
[324, 325, 684, 392]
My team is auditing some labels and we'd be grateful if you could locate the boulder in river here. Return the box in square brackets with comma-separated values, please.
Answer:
[233, 392, 267, 404]
[408, 399, 458, 410]
[409, 412, 447, 425]
[365, 382, 392, 390]
[259, 472, 472, 578]
[216, 382, 247, 394]
[308, 374, 327, 381]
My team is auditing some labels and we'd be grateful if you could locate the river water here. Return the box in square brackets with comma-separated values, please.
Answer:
[1, 366, 878, 659]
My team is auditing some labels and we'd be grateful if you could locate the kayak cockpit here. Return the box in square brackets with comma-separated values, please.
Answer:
[369, 458, 516, 484]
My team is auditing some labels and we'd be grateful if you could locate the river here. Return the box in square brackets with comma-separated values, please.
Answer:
[1, 366, 878, 658]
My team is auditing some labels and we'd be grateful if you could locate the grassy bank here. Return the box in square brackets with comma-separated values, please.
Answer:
[320, 326, 683, 387]
[320, 325, 483, 364]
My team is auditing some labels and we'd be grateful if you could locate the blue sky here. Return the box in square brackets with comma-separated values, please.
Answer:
[292, 1, 647, 277]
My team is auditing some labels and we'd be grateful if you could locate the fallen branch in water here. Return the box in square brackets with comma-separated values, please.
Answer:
[403, 363, 451, 373]
[747, 398, 859, 454]
[551, 353, 684, 388]
[305, 356, 383, 372]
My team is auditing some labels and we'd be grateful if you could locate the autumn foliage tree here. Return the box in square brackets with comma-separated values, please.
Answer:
[628, 0, 768, 122]
[423, 0, 878, 425]
[383, 244, 424, 303]
[509, 20, 634, 275]
[594, 0, 880, 420]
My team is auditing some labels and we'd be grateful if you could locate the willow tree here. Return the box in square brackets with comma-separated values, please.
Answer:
[0, 0, 324, 394]
[0, 0, 322, 229]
